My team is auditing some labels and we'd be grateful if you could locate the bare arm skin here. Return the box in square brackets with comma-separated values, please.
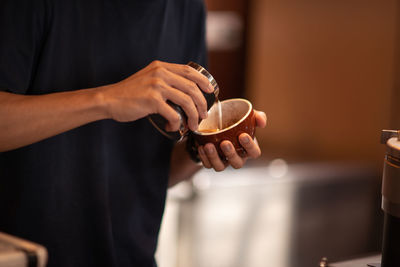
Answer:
[169, 139, 202, 187]
[0, 58, 267, 183]
[0, 61, 212, 152]
[0, 88, 107, 152]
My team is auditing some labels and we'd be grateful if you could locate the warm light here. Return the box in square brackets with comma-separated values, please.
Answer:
[193, 173, 211, 190]
[268, 158, 289, 178]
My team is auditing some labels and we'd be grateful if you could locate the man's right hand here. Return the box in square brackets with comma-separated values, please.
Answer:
[100, 60, 213, 132]
[0, 60, 213, 152]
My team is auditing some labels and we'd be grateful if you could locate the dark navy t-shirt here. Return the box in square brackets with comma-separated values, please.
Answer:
[0, 0, 207, 266]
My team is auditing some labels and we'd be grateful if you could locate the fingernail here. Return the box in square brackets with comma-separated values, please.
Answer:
[208, 83, 214, 92]
[202, 111, 208, 119]
[206, 146, 214, 154]
[242, 136, 250, 144]
[190, 121, 198, 131]
[222, 143, 231, 152]
[261, 111, 267, 119]
[198, 147, 205, 155]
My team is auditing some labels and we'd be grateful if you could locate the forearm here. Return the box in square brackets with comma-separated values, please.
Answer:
[0, 88, 108, 152]
[169, 139, 202, 187]
[0, 60, 214, 153]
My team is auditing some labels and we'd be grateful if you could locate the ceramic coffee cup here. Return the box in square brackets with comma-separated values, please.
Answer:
[193, 98, 256, 159]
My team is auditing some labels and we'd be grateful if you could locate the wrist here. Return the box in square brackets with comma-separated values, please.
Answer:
[92, 85, 114, 120]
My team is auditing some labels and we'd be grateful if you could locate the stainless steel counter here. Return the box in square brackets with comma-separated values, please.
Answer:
[157, 162, 382, 267]
[330, 255, 381, 267]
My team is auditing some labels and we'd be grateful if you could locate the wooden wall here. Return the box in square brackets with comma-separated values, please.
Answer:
[205, 0, 249, 100]
[245, 0, 398, 165]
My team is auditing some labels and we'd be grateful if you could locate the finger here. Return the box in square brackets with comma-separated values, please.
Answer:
[204, 143, 226, 172]
[161, 68, 208, 119]
[198, 146, 212, 169]
[254, 110, 267, 128]
[238, 133, 261, 158]
[161, 85, 199, 131]
[220, 141, 245, 169]
[156, 100, 182, 132]
[160, 62, 214, 94]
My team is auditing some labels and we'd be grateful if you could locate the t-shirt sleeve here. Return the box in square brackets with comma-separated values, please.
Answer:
[0, 0, 47, 94]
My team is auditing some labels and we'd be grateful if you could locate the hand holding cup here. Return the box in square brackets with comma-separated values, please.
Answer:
[193, 98, 267, 171]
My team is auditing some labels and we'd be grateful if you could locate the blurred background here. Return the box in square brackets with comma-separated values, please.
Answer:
[156, 0, 400, 266]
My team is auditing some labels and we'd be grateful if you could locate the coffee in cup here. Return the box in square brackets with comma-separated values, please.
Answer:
[193, 98, 256, 159]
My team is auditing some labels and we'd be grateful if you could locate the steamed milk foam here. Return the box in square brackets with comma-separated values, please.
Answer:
[217, 98, 223, 130]
[199, 97, 223, 133]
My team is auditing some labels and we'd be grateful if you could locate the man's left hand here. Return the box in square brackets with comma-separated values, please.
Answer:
[197, 110, 267, 172]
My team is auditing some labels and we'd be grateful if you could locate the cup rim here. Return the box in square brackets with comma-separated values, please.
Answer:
[194, 98, 253, 136]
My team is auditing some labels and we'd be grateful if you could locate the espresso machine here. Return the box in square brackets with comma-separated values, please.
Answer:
[320, 130, 400, 267]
